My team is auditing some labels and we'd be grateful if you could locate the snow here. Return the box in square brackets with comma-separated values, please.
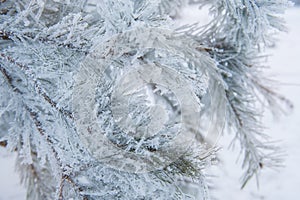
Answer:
[0, 6, 300, 200]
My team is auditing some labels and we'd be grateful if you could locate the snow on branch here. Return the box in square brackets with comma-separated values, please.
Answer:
[0, 0, 292, 199]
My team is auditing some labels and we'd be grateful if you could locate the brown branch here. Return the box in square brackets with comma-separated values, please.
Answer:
[40, 89, 74, 120]
[0, 140, 7, 147]
[1, 62, 63, 165]
[0, 54, 73, 119]
[0, 53, 29, 70]
[59, 175, 80, 199]
[58, 175, 67, 200]
[25, 106, 64, 166]
[0, 64, 20, 149]
[0, 30, 10, 40]
[1, 61, 86, 198]
[0, 37, 88, 200]
[0, 29, 88, 54]
[58, 174, 88, 200]
[25, 107, 87, 198]
[0, 64, 23, 93]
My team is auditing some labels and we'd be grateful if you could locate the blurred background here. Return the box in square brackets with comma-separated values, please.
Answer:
[1, 2, 299, 200]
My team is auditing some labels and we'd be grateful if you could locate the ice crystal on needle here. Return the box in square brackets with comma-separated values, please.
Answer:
[0, 0, 292, 199]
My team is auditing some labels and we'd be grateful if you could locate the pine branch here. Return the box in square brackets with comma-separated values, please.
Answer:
[0, 53, 74, 120]
[1, 63, 60, 198]
[1, 63, 60, 164]
[2, 57, 109, 199]
[0, 29, 88, 54]
[249, 76, 294, 115]
[1, 61, 87, 199]
[178, 0, 291, 188]
[226, 91, 263, 188]
[58, 174, 88, 200]
[0, 0, 291, 198]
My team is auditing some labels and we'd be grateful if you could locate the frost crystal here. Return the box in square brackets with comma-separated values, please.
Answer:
[0, 0, 292, 199]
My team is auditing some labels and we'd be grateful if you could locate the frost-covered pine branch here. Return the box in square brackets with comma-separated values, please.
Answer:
[177, 0, 293, 187]
[0, 0, 292, 199]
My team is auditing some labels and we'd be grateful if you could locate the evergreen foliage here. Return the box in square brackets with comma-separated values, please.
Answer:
[0, 0, 292, 199]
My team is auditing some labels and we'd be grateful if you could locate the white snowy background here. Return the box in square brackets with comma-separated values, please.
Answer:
[0, 5, 299, 200]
